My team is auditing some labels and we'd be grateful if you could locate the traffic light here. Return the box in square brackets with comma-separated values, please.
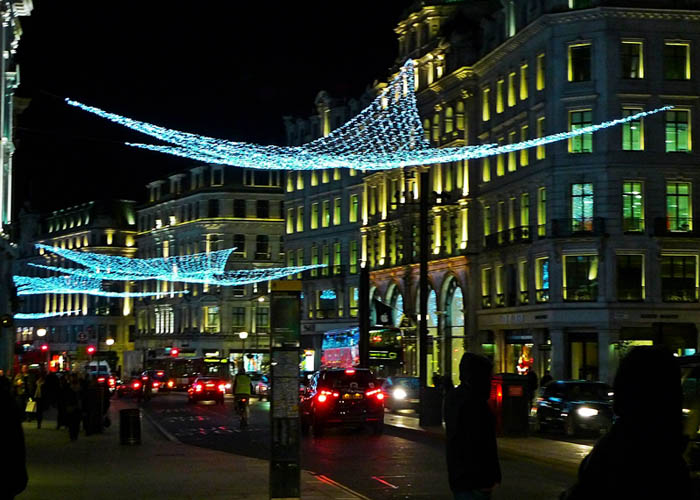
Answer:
[87, 345, 96, 355]
[170, 347, 179, 357]
[40, 344, 49, 352]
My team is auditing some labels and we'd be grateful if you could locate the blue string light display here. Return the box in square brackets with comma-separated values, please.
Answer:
[65, 60, 671, 171]
[13, 275, 171, 297]
[14, 311, 83, 320]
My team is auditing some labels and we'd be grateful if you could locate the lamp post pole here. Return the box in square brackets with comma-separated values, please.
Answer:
[238, 331, 248, 371]
[418, 170, 431, 426]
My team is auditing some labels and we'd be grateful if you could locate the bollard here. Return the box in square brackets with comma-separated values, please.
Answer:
[119, 408, 141, 445]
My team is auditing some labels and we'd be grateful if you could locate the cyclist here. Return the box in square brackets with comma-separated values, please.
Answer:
[233, 367, 252, 428]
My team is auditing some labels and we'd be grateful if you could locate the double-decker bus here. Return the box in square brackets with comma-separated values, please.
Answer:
[146, 357, 233, 389]
[321, 326, 404, 378]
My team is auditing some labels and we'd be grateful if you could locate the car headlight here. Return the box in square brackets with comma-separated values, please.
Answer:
[576, 407, 599, 418]
[393, 388, 407, 400]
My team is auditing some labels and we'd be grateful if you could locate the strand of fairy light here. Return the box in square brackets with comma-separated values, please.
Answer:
[64, 59, 671, 171]
[13, 275, 175, 297]
[14, 311, 83, 320]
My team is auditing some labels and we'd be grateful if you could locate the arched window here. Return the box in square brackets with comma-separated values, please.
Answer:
[445, 279, 466, 386]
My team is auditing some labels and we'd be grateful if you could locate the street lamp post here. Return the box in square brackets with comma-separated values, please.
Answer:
[36, 328, 48, 370]
[238, 331, 248, 371]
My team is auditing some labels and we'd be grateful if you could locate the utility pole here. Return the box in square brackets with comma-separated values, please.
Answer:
[418, 170, 434, 426]
[359, 261, 370, 368]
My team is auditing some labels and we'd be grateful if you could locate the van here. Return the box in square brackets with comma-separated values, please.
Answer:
[86, 361, 111, 377]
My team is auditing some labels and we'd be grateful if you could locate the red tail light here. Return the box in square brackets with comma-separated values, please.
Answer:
[108, 377, 116, 388]
[142, 376, 148, 380]
[153, 381, 160, 388]
[345, 369, 356, 375]
[167, 380, 175, 388]
[132, 381, 141, 389]
[317, 390, 338, 403]
[195, 384, 203, 392]
[218, 384, 226, 392]
[97, 376, 106, 383]
[366, 388, 385, 401]
[318, 394, 327, 403]
[157, 371, 164, 377]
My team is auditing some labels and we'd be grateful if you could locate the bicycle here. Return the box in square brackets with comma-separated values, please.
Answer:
[234, 394, 249, 429]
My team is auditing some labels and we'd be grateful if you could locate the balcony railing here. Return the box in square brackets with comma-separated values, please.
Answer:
[485, 226, 532, 249]
[618, 286, 644, 302]
[535, 288, 550, 303]
[654, 217, 698, 237]
[481, 295, 492, 309]
[519, 290, 529, 304]
[552, 217, 606, 237]
[495, 293, 505, 308]
[563, 284, 598, 302]
[662, 287, 699, 303]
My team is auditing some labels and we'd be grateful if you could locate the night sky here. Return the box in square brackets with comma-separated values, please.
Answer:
[14, 1, 414, 215]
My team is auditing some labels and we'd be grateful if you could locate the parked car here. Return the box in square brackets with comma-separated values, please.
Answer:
[187, 376, 227, 405]
[300, 368, 384, 436]
[534, 380, 613, 437]
[250, 373, 270, 399]
[680, 355, 700, 477]
[382, 376, 420, 411]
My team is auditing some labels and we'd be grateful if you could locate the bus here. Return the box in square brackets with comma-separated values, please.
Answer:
[321, 326, 405, 378]
[146, 357, 233, 389]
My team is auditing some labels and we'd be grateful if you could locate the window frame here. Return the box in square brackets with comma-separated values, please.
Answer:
[568, 42, 592, 82]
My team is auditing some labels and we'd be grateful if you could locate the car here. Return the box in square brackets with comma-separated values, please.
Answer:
[141, 370, 175, 393]
[115, 377, 144, 398]
[534, 380, 613, 437]
[382, 376, 420, 411]
[300, 368, 385, 436]
[187, 376, 227, 404]
[680, 355, 700, 477]
[250, 373, 270, 399]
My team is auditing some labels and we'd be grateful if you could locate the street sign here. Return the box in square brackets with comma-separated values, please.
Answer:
[269, 280, 301, 500]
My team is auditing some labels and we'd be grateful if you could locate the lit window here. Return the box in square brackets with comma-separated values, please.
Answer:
[482, 158, 491, 183]
[296, 171, 304, 190]
[661, 255, 698, 302]
[508, 131, 517, 172]
[322, 200, 330, 228]
[508, 72, 517, 107]
[333, 198, 341, 225]
[569, 0, 592, 9]
[286, 208, 294, 234]
[520, 193, 530, 229]
[520, 125, 529, 166]
[286, 174, 294, 192]
[563, 255, 598, 302]
[456, 102, 465, 131]
[617, 255, 644, 301]
[483, 206, 491, 237]
[535, 257, 550, 302]
[482, 87, 491, 121]
[622, 181, 644, 232]
[520, 63, 528, 100]
[665, 110, 691, 152]
[349, 194, 359, 223]
[311, 245, 319, 277]
[481, 268, 493, 309]
[568, 43, 591, 82]
[536, 117, 546, 159]
[445, 107, 454, 133]
[349, 240, 358, 274]
[666, 182, 692, 232]
[622, 108, 644, 151]
[569, 110, 593, 153]
[571, 183, 594, 232]
[333, 242, 342, 275]
[496, 79, 504, 114]
[322, 170, 329, 184]
[432, 114, 440, 142]
[322, 245, 330, 276]
[664, 42, 691, 80]
[296, 206, 304, 232]
[621, 41, 644, 79]
[496, 137, 505, 176]
[519, 260, 529, 304]
[537, 187, 546, 237]
[311, 171, 318, 186]
[536, 53, 545, 90]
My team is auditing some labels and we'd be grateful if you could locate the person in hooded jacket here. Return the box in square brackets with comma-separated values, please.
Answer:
[444, 353, 501, 500]
[560, 346, 691, 500]
[0, 376, 28, 498]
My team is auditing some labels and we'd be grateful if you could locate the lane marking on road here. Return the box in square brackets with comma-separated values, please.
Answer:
[141, 407, 179, 443]
[371, 476, 399, 489]
[308, 472, 372, 500]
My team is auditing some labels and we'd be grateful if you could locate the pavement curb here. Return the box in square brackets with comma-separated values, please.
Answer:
[305, 472, 372, 500]
[139, 405, 180, 443]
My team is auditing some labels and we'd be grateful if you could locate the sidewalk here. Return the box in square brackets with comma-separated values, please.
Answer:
[383, 411, 592, 470]
[18, 399, 368, 500]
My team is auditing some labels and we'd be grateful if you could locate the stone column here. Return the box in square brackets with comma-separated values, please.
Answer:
[597, 329, 619, 384]
[550, 328, 566, 380]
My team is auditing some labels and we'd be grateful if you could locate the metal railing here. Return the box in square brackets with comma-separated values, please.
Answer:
[495, 293, 505, 308]
[617, 286, 644, 302]
[654, 217, 697, 236]
[662, 286, 699, 303]
[535, 288, 550, 303]
[552, 217, 606, 237]
[563, 285, 597, 302]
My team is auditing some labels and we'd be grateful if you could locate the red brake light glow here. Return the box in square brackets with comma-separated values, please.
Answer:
[167, 380, 174, 388]
[317, 394, 327, 403]
[153, 381, 160, 388]
[218, 384, 226, 392]
[195, 384, 203, 392]
[157, 371, 164, 376]
[132, 381, 141, 389]
[97, 377, 106, 383]
[366, 388, 385, 401]
[345, 369, 356, 375]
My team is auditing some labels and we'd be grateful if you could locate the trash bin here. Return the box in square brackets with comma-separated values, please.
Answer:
[489, 374, 529, 436]
[120, 408, 141, 445]
[419, 386, 443, 426]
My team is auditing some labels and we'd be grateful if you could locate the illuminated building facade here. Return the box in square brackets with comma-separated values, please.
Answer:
[283, 91, 373, 370]
[0, 0, 32, 376]
[365, 0, 700, 385]
[135, 165, 284, 372]
[14, 200, 138, 375]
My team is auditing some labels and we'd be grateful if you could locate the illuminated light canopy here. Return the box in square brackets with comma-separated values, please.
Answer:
[14, 311, 82, 320]
[320, 289, 337, 300]
[13, 275, 173, 297]
[65, 60, 671, 171]
[35, 244, 235, 278]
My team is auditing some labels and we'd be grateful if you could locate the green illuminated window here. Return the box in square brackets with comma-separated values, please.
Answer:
[349, 194, 359, 223]
[622, 108, 643, 151]
[665, 110, 691, 152]
[311, 203, 319, 230]
[569, 110, 593, 153]
[311, 245, 319, 277]
[333, 198, 341, 225]
[322, 200, 330, 228]
[666, 182, 692, 232]
[571, 183, 594, 231]
[622, 182, 644, 232]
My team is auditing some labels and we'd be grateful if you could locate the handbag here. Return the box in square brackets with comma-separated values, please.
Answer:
[25, 399, 37, 413]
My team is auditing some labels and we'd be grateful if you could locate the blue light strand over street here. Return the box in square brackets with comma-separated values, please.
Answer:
[14, 311, 83, 319]
[13, 275, 174, 297]
[65, 60, 671, 171]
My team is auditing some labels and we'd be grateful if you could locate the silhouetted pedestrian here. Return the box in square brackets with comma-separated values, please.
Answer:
[44, 371, 60, 408]
[540, 371, 553, 387]
[444, 353, 501, 500]
[56, 376, 68, 430]
[12, 368, 27, 421]
[525, 369, 538, 405]
[560, 346, 691, 499]
[0, 376, 28, 499]
[65, 374, 82, 441]
[33, 373, 46, 429]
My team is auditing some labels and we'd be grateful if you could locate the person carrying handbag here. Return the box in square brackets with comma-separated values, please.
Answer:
[33, 374, 46, 429]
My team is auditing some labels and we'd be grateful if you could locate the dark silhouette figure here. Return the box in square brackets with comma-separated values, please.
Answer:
[56, 377, 68, 430]
[33, 373, 46, 429]
[444, 353, 501, 500]
[539, 371, 553, 387]
[525, 369, 538, 405]
[561, 346, 691, 499]
[65, 374, 82, 441]
[44, 371, 60, 408]
[0, 376, 28, 499]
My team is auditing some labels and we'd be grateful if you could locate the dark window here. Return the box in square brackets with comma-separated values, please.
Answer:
[570, 44, 591, 82]
[233, 234, 246, 256]
[617, 255, 643, 301]
[256, 235, 270, 259]
[233, 199, 246, 218]
[664, 43, 690, 80]
[212, 168, 223, 186]
[255, 307, 269, 331]
[256, 200, 270, 219]
[661, 255, 697, 302]
[208, 199, 219, 218]
[232, 307, 246, 327]
[128, 325, 135, 343]
[620, 42, 643, 79]
[564, 255, 598, 302]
